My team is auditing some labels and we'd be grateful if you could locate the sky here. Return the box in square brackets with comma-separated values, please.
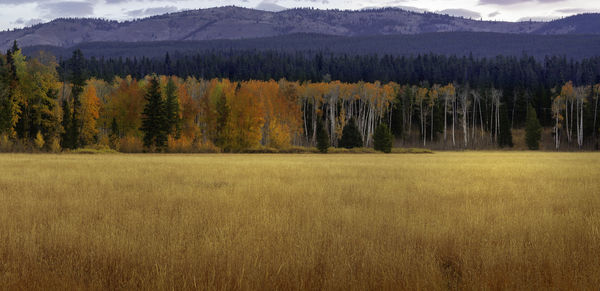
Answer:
[0, 0, 599, 31]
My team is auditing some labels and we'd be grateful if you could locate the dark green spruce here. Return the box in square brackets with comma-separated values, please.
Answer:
[140, 77, 168, 151]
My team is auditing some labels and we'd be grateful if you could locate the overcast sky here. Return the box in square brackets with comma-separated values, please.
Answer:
[0, 0, 599, 31]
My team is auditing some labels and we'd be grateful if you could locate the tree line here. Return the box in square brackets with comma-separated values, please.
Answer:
[2, 46, 599, 152]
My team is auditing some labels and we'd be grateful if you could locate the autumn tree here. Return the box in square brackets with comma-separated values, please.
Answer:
[316, 118, 329, 153]
[339, 117, 363, 149]
[140, 77, 167, 151]
[525, 104, 542, 150]
[79, 83, 100, 145]
[373, 123, 393, 153]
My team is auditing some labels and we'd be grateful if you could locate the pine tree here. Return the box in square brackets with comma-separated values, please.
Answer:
[339, 117, 363, 149]
[214, 91, 230, 151]
[68, 49, 86, 148]
[373, 123, 393, 153]
[164, 78, 181, 138]
[526, 104, 542, 150]
[316, 118, 329, 153]
[60, 99, 72, 149]
[140, 77, 167, 151]
[109, 117, 120, 150]
[498, 104, 513, 148]
[0, 43, 20, 138]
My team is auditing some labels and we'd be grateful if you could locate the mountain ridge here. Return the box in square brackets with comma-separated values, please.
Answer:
[2, 6, 600, 51]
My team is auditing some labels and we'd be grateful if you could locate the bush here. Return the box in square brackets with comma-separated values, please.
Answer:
[119, 136, 144, 153]
[0, 134, 13, 152]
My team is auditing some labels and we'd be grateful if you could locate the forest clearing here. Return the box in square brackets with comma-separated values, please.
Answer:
[0, 152, 599, 289]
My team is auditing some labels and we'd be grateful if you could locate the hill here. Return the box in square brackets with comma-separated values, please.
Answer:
[3, 7, 600, 51]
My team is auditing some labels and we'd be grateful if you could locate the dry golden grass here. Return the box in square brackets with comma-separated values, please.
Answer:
[0, 152, 599, 290]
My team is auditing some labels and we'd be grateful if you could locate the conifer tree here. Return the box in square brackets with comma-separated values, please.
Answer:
[339, 117, 363, 149]
[316, 118, 329, 153]
[164, 78, 181, 138]
[498, 104, 513, 148]
[68, 49, 86, 148]
[373, 123, 393, 153]
[214, 91, 230, 151]
[109, 117, 120, 150]
[60, 99, 72, 149]
[526, 104, 542, 150]
[140, 77, 167, 151]
[0, 42, 20, 138]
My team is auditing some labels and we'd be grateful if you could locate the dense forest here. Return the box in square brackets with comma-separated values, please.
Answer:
[1, 43, 600, 152]
[22, 32, 600, 60]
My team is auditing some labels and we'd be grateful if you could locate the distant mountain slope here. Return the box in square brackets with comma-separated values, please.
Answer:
[2, 7, 600, 51]
[22, 33, 600, 60]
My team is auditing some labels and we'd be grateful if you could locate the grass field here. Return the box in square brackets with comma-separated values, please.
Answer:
[0, 152, 599, 290]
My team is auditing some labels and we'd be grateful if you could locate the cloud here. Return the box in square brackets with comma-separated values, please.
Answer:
[517, 15, 560, 22]
[479, 0, 565, 5]
[361, 5, 428, 13]
[438, 8, 481, 19]
[255, 0, 287, 12]
[488, 11, 500, 17]
[555, 8, 600, 14]
[38, 1, 95, 18]
[13, 17, 44, 26]
[126, 6, 179, 17]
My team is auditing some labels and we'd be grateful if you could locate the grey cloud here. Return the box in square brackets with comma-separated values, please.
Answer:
[555, 8, 599, 14]
[479, 0, 565, 5]
[13, 17, 44, 26]
[362, 5, 428, 13]
[488, 11, 500, 17]
[38, 1, 95, 18]
[438, 8, 481, 19]
[126, 6, 178, 17]
[517, 15, 559, 22]
[255, 0, 287, 12]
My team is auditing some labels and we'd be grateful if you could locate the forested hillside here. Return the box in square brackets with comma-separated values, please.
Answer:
[1, 44, 599, 152]
[22, 33, 600, 60]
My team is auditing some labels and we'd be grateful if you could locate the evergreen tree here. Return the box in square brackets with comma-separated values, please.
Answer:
[0, 52, 19, 138]
[339, 118, 363, 148]
[60, 99, 72, 149]
[164, 78, 181, 138]
[68, 49, 86, 148]
[140, 77, 167, 151]
[109, 117, 120, 150]
[498, 104, 513, 148]
[525, 104, 542, 150]
[316, 118, 329, 153]
[214, 91, 230, 151]
[373, 123, 393, 153]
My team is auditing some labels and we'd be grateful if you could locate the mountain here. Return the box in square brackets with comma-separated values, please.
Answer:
[2, 6, 600, 51]
[22, 32, 600, 60]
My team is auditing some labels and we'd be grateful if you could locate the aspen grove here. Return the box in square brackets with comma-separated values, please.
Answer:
[1, 47, 600, 152]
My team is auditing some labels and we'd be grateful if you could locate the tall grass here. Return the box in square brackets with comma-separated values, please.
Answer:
[0, 152, 599, 290]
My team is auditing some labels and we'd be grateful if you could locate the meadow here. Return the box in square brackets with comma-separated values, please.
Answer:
[0, 152, 599, 290]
